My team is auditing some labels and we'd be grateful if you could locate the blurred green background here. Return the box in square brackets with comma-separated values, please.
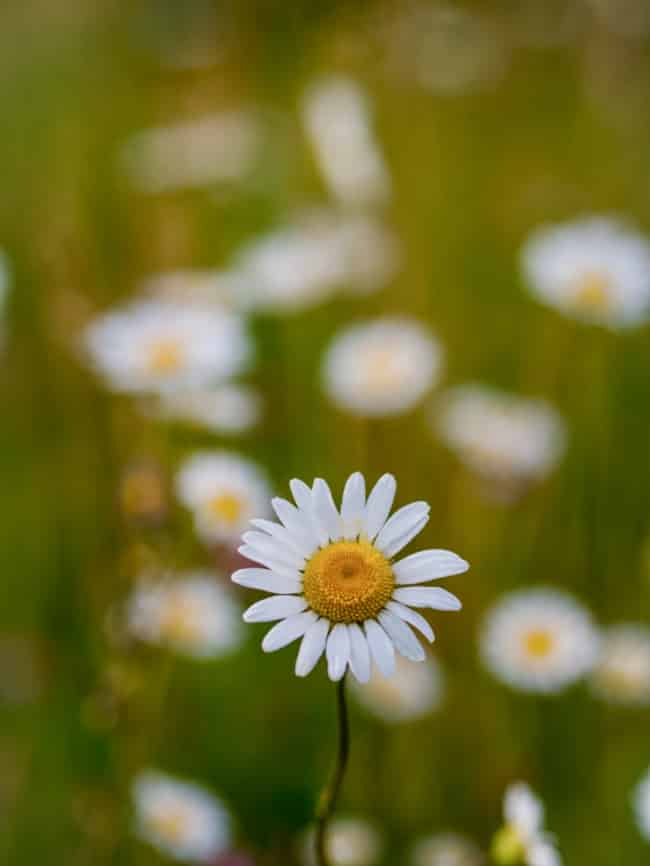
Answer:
[1, 1, 650, 864]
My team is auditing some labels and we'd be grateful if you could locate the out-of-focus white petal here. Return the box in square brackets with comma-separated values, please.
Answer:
[262, 611, 318, 652]
[363, 473, 397, 540]
[341, 472, 366, 539]
[347, 622, 371, 683]
[378, 610, 425, 661]
[392, 586, 462, 611]
[385, 600, 435, 643]
[326, 623, 351, 681]
[231, 568, 302, 594]
[364, 619, 396, 677]
[393, 549, 469, 584]
[295, 618, 330, 677]
[243, 595, 307, 623]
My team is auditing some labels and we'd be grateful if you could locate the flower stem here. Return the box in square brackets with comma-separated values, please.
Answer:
[314, 676, 350, 866]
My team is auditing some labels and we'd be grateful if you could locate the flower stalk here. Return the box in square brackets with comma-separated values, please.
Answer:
[314, 676, 350, 866]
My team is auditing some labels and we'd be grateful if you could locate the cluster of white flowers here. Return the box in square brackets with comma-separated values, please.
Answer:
[492, 783, 562, 866]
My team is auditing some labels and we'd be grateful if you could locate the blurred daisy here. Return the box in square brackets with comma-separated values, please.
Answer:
[176, 452, 271, 546]
[141, 269, 241, 308]
[302, 77, 390, 208]
[335, 215, 401, 296]
[233, 471, 467, 682]
[435, 386, 566, 494]
[521, 216, 650, 328]
[303, 817, 382, 866]
[120, 111, 260, 193]
[85, 299, 251, 395]
[492, 783, 561, 866]
[411, 832, 484, 866]
[591, 624, 650, 706]
[480, 589, 599, 693]
[126, 573, 243, 659]
[352, 654, 444, 722]
[633, 767, 650, 842]
[323, 318, 442, 417]
[157, 385, 261, 434]
[132, 770, 231, 862]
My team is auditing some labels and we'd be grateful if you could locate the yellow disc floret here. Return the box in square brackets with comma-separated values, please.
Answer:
[302, 539, 394, 623]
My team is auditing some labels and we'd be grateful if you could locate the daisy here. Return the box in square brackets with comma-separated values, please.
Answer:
[323, 319, 443, 417]
[176, 452, 271, 546]
[132, 770, 231, 862]
[492, 783, 561, 866]
[633, 767, 650, 842]
[480, 589, 599, 694]
[591, 625, 650, 706]
[411, 833, 484, 866]
[157, 384, 261, 434]
[126, 573, 243, 659]
[303, 817, 382, 866]
[302, 77, 390, 208]
[120, 110, 260, 193]
[84, 299, 251, 395]
[435, 386, 566, 493]
[233, 471, 468, 682]
[521, 216, 650, 328]
[351, 654, 444, 722]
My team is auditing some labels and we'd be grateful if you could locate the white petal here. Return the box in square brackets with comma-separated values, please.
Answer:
[262, 611, 318, 652]
[289, 478, 313, 511]
[312, 478, 343, 543]
[392, 587, 462, 611]
[393, 549, 469, 585]
[378, 609, 425, 662]
[271, 497, 320, 551]
[238, 545, 301, 581]
[232, 568, 302, 594]
[381, 514, 430, 559]
[363, 473, 397, 540]
[374, 502, 430, 556]
[341, 472, 366, 540]
[385, 600, 435, 643]
[250, 518, 314, 559]
[295, 618, 330, 677]
[326, 623, 350, 681]
[241, 531, 306, 569]
[364, 619, 396, 677]
[290, 479, 329, 547]
[243, 595, 307, 623]
[347, 623, 371, 683]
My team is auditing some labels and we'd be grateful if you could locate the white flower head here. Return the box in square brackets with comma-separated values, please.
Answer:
[493, 783, 561, 866]
[323, 318, 443, 417]
[157, 385, 261, 434]
[435, 386, 566, 490]
[411, 832, 484, 866]
[521, 216, 650, 328]
[132, 770, 231, 862]
[176, 452, 271, 546]
[302, 77, 390, 208]
[352, 654, 444, 723]
[480, 588, 599, 694]
[302, 817, 382, 866]
[126, 573, 243, 659]
[592, 624, 650, 706]
[84, 299, 251, 395]
[633, 767, 650, 842]
[233, 471, 468, 683]
[120, 110, 260, 193]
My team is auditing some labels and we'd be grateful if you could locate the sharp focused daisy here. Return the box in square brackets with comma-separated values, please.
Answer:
[634, 767, 650, 842]
[480, 588, 599, 693]
[435, 385, 566, 493]
[592, 624, 650, 706]
[411, 832, 484, 866]
[132, 770, 231, 862]
[233, 471, 467, 682]
[85, 299, 251, 395]
[126, 572, 243, 659]
[303, 817, 383, 866]
[492, 783, 562, 866]
[351, 654, 444, 722]
[323, 319, 443, 417]
[521, 216, 650, 328]
[176, 452, 271, 546]
[157, 384, 261, 434]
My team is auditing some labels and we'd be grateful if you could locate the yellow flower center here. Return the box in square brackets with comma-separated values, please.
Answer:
[523, 628, 555, 659]
[207, 492, 244, 525]
[150, 807, 190, 843]
[491, 824, 525, 865]
[573, 271, 611, 312]
[147, 339, 185, 374]
[302, 540, 394, 623]
[364, 349, 402, 392]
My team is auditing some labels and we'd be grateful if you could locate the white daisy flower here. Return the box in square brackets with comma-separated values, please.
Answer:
[176, 452, 271, 546]
[126, 573, 243, 659]
[84, 299, 251, 395]
[120, 110, 260, 193]
[233, 471, 467, 683]
[521, 216, 650, 328]
[411, 832, 484, 866]
[435, 386, 566, 491]
[303, 817, 382, 866]
[352, 654, 444, 723]
[633, 767, 650, 842]
[132, 770, 231, 862]
[492, 783, 562, 866]
[591, 624, 650, 706]
[302, 77, 390, 208]
[480, 588, 599, 694]
[323, 318, 443, 417]
[157, 385, 261, 434]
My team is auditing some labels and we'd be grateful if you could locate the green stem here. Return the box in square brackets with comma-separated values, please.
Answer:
[314, 676, 350, 866]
